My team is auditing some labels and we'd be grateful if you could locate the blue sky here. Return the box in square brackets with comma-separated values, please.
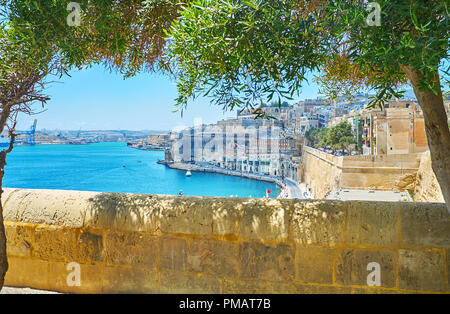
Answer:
[17, 65, 321, 132]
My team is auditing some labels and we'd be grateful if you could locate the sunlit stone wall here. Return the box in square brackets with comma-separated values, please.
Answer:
[2, 188, 449, 293]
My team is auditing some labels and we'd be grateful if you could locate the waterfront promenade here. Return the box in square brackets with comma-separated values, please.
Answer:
[166, 161, 304, 199]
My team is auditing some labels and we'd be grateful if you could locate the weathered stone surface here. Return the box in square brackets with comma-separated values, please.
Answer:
[3, 188, 449, 294]
[103, 266, 159, 293]
[5, 223, 34, 257]
[352, 287, 405, 294]
[159, 198, 240, 236]
[159, 198, 214, 235]
[240, 242, 294, 282]
[160, 271, 221, 294]
[48, 261, 103, 293]
[346, 201, 398, 247]
[336, 249, 396, 288]
[2, 188, 93, 227]
[398, 249, 445, 292]
[210, 200, 240, 236]
[400, 203, 450, 248]
[187, 238, 239, 277]
[447, 249, 450, 293]
[84, 193, 162, 233]
[4, 257, 49, 290]
[33, 225, 78, 262]
[293, 284, 354, 294]
[290, 200, 345, 245]
[238, 199, 294, 241]
[295, 245, 335, 284]
[161, 237, 187, 271]
[223, 279, 292, 293]
[105, 232, 158, 268]
[78, 231, 104, 263]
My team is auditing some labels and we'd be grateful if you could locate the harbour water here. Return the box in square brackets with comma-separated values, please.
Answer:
[3, 142, 280, 198]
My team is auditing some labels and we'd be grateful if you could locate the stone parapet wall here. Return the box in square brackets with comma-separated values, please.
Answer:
[2, 188, 449, 294]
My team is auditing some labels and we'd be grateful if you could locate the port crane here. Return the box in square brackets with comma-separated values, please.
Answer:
[17, 119, 37, 145]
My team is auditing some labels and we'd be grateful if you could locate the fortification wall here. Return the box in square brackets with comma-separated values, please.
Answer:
[300, 147, 342, 198]
[301, 147, 421, 198]
[2, 188, 449, 294]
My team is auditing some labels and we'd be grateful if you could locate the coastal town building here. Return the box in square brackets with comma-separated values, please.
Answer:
[356, 101, 428, 155]
[168, 118, 286, 176]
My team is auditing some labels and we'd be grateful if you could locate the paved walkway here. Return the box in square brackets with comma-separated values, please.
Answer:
[0, 286, 59, 294]
[284, 178, 304, 199]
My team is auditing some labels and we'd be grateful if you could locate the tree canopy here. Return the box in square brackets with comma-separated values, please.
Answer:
[2, 0, 182, 76]
[306, 122, 356, 154]
[168, 0, 448, 109]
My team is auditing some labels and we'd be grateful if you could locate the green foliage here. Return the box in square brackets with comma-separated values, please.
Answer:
[306, 122, 356, 154]
[326, 122, 356, 153]
[3, 0, 181, 76]
[168, 0, 329, 115]
[321, 0, 449, 107]
[269, 101, 290, 108]
[168, 0, 449, 111]
[305, 127, 328, 147]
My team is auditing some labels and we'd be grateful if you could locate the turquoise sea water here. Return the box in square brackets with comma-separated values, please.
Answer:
[3, 142, 280, 198]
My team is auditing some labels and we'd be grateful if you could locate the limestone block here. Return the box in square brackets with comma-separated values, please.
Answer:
[2, 188, 93, 227]
[187, 238, 239, 277]
[293, 284, 354, 294]
[239, 242, 294, 282]
[77, 231, 104, 264]
[5, 223, 34, 257]
[105, 231, 158, 268]
[336, 249, 396, 288]
[48, 261, 103, 293]
[4, 257, 49, 290]
[398, 249, 445, 292]
[222, 279, 292, 293]
[161, 237, 187, 271]
[290, 200, 345, 245]
[103, 266, 159, 293]
[447, 249, 450, 293]
[346, 201, 399, 247]
[84, 193, 162, 233]
[238, 199, 294, 241]
[33, 225, 78, 262]
[160, 270, 221, 294]
[400, 203, 450, 248]
[295, 245, 335, 284]
[159, 197, 238, 236]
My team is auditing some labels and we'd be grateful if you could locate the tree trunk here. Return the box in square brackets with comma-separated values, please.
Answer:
[402, 66, 450, 213]
[0, 135, 15, 291]
[0, 154, 8, 291]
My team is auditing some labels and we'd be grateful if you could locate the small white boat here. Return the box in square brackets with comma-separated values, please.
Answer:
[186, 170, 192, 177]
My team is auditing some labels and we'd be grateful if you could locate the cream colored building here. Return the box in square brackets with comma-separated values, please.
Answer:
[359, 102, 428, 155]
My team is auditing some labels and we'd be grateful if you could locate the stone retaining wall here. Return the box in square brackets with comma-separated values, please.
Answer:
[301, 147, 422, 198]
[2, 188, 449, 293]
